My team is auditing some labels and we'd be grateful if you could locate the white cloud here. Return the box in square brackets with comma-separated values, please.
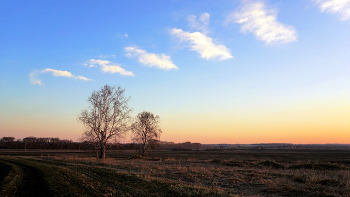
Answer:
[41, 68, 92, 81]
[200, 13, 210, 26]
[225, 2, 297, 45]
[74, 76, 90, 81]
[41, 68, 74, 78]
[124, 47, 178, 70]
[172, 12, 232, 60]
[98, 54, 116, 59]
[313, 0, 350, 21]
[29, 72, 44, 86]
[170, 28, 233, 60]
[86, 59, 134, 76]
[30, 68, 92, 86]
[115, 33, 129, 38]
[187, 13, 210, 34]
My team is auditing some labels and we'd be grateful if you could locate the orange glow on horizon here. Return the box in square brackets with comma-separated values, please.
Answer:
[1, 92, 349, 144]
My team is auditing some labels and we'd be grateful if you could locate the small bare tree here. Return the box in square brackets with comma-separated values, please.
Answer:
[131, 111, 162, 156]
[78, 85, 131, 159]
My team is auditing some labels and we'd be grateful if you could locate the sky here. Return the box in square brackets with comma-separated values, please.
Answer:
[0, 0, 349, 144]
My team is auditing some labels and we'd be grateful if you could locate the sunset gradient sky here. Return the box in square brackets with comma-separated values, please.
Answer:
[0, 0, 349, 144]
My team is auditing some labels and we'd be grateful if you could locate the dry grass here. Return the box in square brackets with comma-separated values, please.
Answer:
[0, 156, 230, 196]
[43, 153, 350, 196]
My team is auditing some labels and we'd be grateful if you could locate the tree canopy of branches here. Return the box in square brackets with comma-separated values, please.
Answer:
[77, 85, 131, 159]
[131, 111, 162, 156]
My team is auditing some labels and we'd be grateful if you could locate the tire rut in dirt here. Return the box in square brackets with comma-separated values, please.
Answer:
[6, 160, 52, 197]
[0, 161, 12, 185]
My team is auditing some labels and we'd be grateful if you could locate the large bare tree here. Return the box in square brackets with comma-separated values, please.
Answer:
[131, 111, 162, 156]
[78, 85, 131, 159]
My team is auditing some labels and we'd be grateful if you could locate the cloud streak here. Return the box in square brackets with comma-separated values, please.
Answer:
[171, 12, 233, 60]
[187, 13, 210, 34]
[313, 0, 350, 21]
[125, 47, 178, 70]
[170, 28, 233, 60]
[99, 54, 116, 59]
[29, 72, 44, 86]
[85, 59, 134, 76]
[30, 68, 91, 86]
[41, 68, 74, 78]
[41, 68, 91, 81]
[225, 2, 297, 45]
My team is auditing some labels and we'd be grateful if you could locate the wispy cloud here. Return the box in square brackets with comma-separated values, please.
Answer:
[115, 33, 129, 38]
[29, 72, 44, 86]
[187, 13, 210, 34]
[313, 0, 350, 21]
[225, 2, 297, 45]
[99, 54, 116, 59]
[124, 46, 178, 70]
[30, 68, 91, 86]
[85, 59, 134, 76]
[170, 28, 233, 60]
[171, 12, 233, 60]
[41, 68, 91, 81]
[42, 68, 92, 82]
[41, 68, 74, 78]
[74, 76, 90, 81]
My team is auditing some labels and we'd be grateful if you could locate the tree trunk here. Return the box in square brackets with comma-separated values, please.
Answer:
[99, 145, 106, 159]
[141, 143, 146, 156]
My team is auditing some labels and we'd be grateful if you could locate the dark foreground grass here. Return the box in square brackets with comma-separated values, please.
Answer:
[47, 155, 350, 197]
[1, 149, 350, 196]
[0, 156, 229, 197]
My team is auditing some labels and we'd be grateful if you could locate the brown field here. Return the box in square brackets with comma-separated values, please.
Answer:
[0, 149, 349, 196]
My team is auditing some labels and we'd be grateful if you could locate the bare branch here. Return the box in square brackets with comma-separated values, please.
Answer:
[77, 85, 132, 159]
[131, 111, 162, 156]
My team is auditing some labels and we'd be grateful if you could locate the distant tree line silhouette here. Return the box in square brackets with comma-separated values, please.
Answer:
[0, 137, 81, 150]
[159, 141, 202, 150]
[0, 137, 202, 150]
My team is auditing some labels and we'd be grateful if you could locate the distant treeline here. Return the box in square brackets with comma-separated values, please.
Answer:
[0, 137, 91, 150]
[4, 136, 346, 150]
[0, 137, 203, 150]
[159, 141, 202, 150]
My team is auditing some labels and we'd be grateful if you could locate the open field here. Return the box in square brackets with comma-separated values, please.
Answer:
[0, 149, 349, 196]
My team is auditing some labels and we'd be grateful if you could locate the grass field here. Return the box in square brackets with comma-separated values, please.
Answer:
[0, 149, 349, 196]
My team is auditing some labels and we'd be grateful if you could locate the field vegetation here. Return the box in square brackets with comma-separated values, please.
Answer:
[0, 155, 224, 197]
[0, 149, 349, 196]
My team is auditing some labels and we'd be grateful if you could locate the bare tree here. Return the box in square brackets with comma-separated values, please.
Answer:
[78, 85, 131, 159]
[131, 111, 162, 156]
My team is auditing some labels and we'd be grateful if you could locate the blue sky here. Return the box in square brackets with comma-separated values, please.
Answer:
[0, 0, 349, 143]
